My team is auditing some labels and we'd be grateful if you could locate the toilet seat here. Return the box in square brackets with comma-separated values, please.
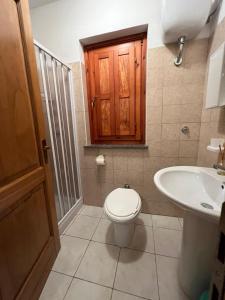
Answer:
[104, 188, 141, 223]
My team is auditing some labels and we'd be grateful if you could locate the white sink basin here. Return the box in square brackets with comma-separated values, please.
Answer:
[154, 166, 225, 300]
[154, 166, 225, 222]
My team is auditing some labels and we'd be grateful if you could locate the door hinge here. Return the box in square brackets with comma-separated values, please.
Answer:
[135, 123, 137, 132]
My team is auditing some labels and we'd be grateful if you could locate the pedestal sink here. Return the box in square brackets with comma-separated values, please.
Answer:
[154, 166, 225, 300]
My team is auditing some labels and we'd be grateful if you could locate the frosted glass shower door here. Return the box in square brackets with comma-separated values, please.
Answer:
[34, 42, 80, 222]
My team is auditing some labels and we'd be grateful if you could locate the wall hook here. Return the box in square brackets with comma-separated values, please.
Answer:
[174, 36, 186, 67]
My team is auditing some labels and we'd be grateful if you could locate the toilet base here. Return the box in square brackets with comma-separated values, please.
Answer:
[113, 222, 135, 247]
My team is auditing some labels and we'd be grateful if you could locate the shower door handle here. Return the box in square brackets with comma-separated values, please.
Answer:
[42, 139, 51, 164]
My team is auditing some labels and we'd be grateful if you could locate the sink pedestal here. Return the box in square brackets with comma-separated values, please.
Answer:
[178, 211, 218, 300]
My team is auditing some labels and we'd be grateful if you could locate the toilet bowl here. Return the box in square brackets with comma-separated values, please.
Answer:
[104, 188, 141, 247]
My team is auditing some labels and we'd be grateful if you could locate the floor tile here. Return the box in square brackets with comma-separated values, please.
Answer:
[80, 205, 103, 218]
[112, 290, 144, 300]
[64, 278, 112, 300]
[92, 219, 115, 245]
[76, 241, 120, 287]
[39, 271, 72, 300]
[156, 255, 189, 300]
[152, 215, 181, 230]
[135, 213, 153, 227]
[114, 248, 159, 300]
[154, 228, 182, 258]
[65, 215, 99, 240]
[52, 235, 89, 276]
[128, 225, 155, 253]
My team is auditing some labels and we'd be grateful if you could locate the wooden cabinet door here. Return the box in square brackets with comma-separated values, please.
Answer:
[85, 35, 146, 144]
[114, 42, 136, 138]
[89, 49, 116, 141]
[0, 1, 59, 299]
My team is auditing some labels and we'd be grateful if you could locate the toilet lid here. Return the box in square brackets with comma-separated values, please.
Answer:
[105, 188, 141, 218]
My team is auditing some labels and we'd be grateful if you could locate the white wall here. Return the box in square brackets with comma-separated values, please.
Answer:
[30, 0, 211, 63]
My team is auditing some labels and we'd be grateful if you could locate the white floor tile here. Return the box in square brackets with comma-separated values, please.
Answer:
[152, 215, 181, 230]
[80, 205, 103, 218]
[52, 235, 89, 276]
[64, 278, 112, 300]
[112, 290, 144, 300]
[128, 225, 155, 253]
[92, 219, 115, 245]
[114, 248, 159, 300]
[39, 271, 72, 300]
[154, 228, 182, 258]
[65, 215, 99, 240]
[156, 255, 189, 300]
[135, 213, 153, 226]
[76, 241, 120, 287]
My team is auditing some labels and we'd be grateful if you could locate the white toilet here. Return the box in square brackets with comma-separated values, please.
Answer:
[104, 188, 141, 247]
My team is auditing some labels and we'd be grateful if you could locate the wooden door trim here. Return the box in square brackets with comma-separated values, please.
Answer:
[84, 32, 147, 51]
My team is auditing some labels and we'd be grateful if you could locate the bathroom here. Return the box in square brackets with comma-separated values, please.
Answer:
[1, 0, 225, 299]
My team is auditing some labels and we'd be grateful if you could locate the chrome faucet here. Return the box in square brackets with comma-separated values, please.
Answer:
[213, 143, 225, 175]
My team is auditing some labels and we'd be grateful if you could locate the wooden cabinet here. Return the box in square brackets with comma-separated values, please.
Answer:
[0, 1, 59, 299]
[85, 34, 146, 144]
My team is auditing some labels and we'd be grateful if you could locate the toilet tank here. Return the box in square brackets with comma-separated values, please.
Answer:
[161, 0, 212, 43]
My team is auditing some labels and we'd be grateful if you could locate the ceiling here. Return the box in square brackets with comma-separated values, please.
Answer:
[29, 0, 59, 9]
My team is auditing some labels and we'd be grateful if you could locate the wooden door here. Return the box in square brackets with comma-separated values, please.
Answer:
[0, 1, 60, 299]
[85, 34, 146, 144]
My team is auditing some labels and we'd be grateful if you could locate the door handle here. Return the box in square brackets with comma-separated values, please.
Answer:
[42, 139, 51, 164]
[91, 96, 96, 109]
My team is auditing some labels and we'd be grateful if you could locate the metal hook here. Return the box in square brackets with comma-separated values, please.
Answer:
[174, 36, 186, 67]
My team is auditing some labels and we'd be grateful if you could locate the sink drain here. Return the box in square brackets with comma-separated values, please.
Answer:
[201, 203, 214, 210]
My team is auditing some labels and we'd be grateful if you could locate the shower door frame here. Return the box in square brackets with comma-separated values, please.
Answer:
[34, 39, 83, 233]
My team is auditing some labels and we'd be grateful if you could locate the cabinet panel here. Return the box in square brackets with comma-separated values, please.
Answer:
[92, 51, 115, 138]
[0, 0, 39, 186]
[0, 185, 50, 300]
[114, 44, 135, 137]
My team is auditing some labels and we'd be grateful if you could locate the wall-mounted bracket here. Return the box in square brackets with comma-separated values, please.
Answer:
[174, 36, 186, 67]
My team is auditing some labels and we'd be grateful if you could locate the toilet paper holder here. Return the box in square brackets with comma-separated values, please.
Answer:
[96, 154, 105, 166]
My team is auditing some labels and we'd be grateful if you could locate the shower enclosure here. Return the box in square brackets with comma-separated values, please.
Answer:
[34, 40, 81, 229]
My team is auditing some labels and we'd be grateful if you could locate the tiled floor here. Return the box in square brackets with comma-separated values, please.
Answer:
[39, 205, 189, 300]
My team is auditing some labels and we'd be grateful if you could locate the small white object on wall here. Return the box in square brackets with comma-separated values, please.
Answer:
[206, 42, 225, 108]
[207, 138, 225, 152]
[96, 154, 105, 166]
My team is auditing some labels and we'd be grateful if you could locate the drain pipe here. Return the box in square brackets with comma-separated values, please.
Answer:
[174, 36, 186, 67]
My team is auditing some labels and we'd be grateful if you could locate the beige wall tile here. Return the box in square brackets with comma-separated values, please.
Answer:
[146, 124, 162, 142]
[146, 106, 162, 124]
[160, 141, 179, 157]
[181, 103, 202, 123]
[179, 141, 198, 158]
[112, 150, 128, 170]
[146, 88, 163, 106]
[161, 124, 180, 141]
[162, 105, 180, 124]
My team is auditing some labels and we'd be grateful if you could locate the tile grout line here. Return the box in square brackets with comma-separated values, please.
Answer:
[152, 227, 161, 300]
[112, 247, 121, 290]
[113, 288, 151, 300]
